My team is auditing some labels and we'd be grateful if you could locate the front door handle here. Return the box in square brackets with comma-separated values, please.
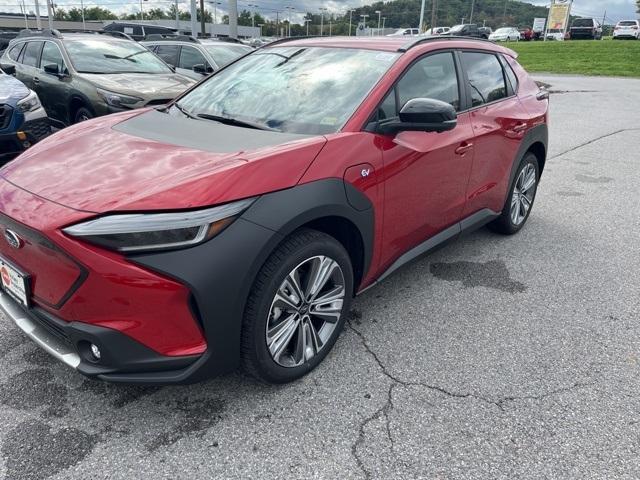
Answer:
[33, 76, 40, 84]
[510, 122, 528, 133]
[455, 142, 474, 156]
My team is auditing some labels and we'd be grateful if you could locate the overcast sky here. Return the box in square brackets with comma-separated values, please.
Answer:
[2, 0, 637, 25]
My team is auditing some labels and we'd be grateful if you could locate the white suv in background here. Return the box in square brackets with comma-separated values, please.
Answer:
[613, 20, 640, 39]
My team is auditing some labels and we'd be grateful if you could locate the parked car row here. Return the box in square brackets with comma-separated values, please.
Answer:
[0, 27, 254, 161]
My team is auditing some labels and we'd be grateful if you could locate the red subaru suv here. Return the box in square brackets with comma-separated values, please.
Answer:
[0, 37, 548, 384]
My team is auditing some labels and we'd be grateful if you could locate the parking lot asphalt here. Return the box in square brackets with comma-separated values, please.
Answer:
[1, 74, 639, 480]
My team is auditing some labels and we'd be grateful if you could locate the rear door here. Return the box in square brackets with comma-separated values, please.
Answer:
[15, 41, 43, 90]
[459, 50, 531, 216]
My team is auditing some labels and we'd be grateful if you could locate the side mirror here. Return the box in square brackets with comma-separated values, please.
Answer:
[43, 63, 62, 77]
[0, 63, 15, 75]
[192, 63, 212, 75]
[379, 98, 457, 134]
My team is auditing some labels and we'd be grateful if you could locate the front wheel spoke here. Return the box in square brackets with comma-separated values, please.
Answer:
[307, 257, 338, 302]
[282, 273, 304, 306]
[521, 168, 536, 192]
[268, 314, 299, 361]
[511, 196, 520, 223]
[273, 292, 299, 312]
[310, 285, 345, 307]
[305, 318, 323, 356]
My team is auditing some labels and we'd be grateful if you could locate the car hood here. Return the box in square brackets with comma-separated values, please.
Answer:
[1, 109, 327, 213]
[0, 73, 30, 104]
[79, 72, 196, 98]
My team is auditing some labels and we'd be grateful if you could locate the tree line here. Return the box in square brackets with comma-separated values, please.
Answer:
[50, 0, 551, 35]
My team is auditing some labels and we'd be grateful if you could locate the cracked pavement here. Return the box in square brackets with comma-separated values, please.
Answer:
[1, 74, 639, 479]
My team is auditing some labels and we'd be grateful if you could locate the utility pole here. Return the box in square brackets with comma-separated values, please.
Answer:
[319, 7, 328, 36]
[80, 0, 86, 30]
[190, 0, 198, 36]
[175, 0, 179, 29]
[361, 13, 369, 35]
[469, 0, 475, 23]
[275, 11, 279, 37]
[502, 0, 508, 24]
[285, 6, 295, 36]
[461, 17, 465, 24]
[382, 17, 386, 31]
[375, 10, 381, 34]
[348, 9, 355, 35]
[429, 0, 437, 33]
[46, 0, 53, 29]
[200, 0, 206, 36]
[304, 18, 311, 35]
[418, 0, 426, 32]
[19, 0, 28, 29]
[139, 0, 144, 20]
[34, 0, 42, 30]
[601, 9, 606, 39]
[229, 0, 238, 38]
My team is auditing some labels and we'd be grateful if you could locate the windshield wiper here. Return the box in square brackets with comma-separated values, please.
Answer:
[173, 103, 198, 119]
[196, 113, 275, 131]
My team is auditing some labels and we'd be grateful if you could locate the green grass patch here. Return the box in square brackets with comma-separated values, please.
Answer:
[508, 39, 640, 77]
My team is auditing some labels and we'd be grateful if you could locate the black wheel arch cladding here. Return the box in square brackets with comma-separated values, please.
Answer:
[130, 178, 374, 382]
[508, 123, 548, 188]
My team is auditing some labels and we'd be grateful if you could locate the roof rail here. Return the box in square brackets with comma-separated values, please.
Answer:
[398, 35, 493, 52]
[144, 33, 199, 43]
[17, 28, 63, 39]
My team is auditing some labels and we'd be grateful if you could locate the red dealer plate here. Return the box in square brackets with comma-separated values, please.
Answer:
[0, 257, 30, 308]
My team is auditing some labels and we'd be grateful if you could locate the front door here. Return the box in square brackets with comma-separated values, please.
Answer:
[376, 51, 475, 270]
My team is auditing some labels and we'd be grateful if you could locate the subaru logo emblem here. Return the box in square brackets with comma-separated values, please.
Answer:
[4, 229, 23, 249]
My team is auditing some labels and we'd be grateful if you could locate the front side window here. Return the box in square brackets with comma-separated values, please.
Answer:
[397, 52, 460, 111]
[175, 47, 399, 135]
[178, 46, 208, 70]
[64, 39, 173, 74]
[41, 42, 66, 73]
[22, 41, 43, 67]
[461, 51, 507, 107]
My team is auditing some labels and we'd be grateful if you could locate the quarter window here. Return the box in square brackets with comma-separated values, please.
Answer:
[8, 43, 25, 61]
[22, 41, 43, 67]
[397, 52, 460, 111]
[461, 51, 507, 107]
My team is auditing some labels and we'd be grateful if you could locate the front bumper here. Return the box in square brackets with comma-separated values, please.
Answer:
[0, 110, 52, 162]
[0, 290, 201, 383]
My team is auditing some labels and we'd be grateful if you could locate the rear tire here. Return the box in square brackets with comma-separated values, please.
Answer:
[488, 153, 540, 235]
[241, 229, 354, 384]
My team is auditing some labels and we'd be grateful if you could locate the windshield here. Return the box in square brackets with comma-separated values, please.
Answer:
[203, 44, 252, 67]
[65, 39, 173, 74]
[450, 24, 466, 32]
[494, 28, 511, 33]
[174, 46, 399, 135]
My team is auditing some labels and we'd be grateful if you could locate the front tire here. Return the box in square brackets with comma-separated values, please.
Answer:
[488, 153, 540, 235]
[74, 106, 94, 124]
[241, 229, 354, 383]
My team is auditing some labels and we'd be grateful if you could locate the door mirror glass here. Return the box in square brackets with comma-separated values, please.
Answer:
[192, 63, 208, 75]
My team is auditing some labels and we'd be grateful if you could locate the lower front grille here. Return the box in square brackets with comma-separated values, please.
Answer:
[24, 119, 51, 140]
[0, 105, 13, 130]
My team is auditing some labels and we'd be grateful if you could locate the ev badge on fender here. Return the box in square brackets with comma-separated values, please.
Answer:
[4, 229, 23, 249]
[361, 168, 371, 178]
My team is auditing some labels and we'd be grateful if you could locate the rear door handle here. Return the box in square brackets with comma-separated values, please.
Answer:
[455, 142, 474, 155]
[33, 77, 40, 84]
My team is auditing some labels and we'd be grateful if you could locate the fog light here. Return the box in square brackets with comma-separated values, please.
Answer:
[90, 343, 101, 360]
[16, 131, 27, 141]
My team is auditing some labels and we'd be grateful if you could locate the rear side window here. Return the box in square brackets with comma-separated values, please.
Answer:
[155, 44, 180, 66]
[22, 41, 43, 67]
[461, 51, 507, 107]
[397, 52, 460, 111]
[8, 43, 24, 61]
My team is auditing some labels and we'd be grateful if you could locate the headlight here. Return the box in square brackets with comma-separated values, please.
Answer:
[63, 198, 256, 253]
[96, 88, 143, 109]
[16, 90, 41, 113]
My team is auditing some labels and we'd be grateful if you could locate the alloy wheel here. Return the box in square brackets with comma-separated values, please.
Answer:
[510, 163, 537, 226]
[266, 255, 346, 368]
